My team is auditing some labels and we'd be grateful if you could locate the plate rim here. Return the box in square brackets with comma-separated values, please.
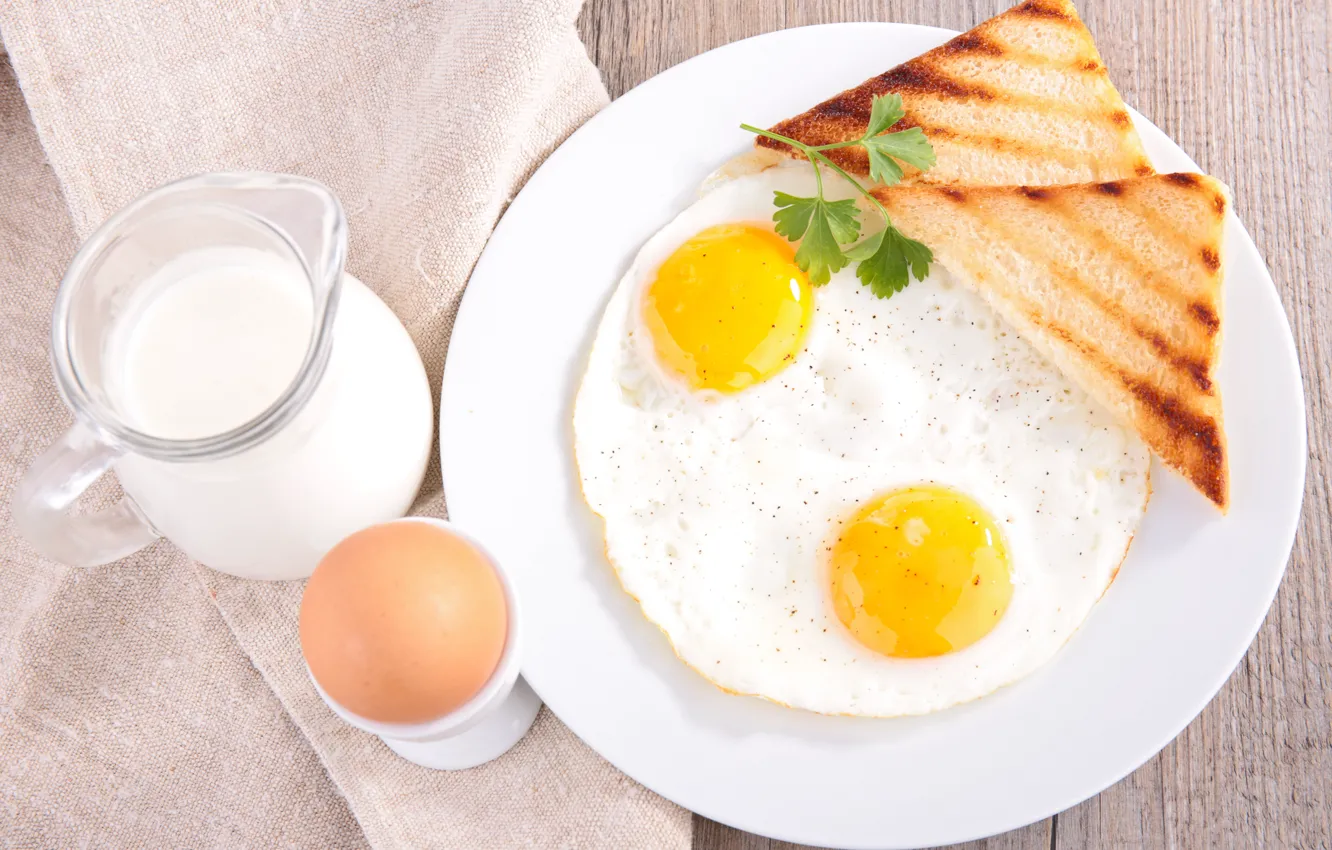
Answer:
[441, 21, 1308, 848]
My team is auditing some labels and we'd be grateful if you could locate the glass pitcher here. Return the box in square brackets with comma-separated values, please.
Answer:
[14, 173, 434, 580]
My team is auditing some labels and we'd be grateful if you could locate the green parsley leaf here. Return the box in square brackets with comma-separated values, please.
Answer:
[770, 191, 817, 241]
[772, 192, 861, 285]
[841, 228, 883, 263]
[742, 117, 937, 297]
[862, 127, 936, 186]
[863, 93, 906, 138]
[847, 225, 934, 299]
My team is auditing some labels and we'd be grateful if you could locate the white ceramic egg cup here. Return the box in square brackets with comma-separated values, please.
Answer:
[308, 517, 542, 770]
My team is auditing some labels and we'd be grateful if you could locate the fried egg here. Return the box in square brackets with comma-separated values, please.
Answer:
[573, 168, 1150, 716]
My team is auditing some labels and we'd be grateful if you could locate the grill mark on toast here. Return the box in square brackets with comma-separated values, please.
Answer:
[1011, 0, 1077, 22]
[877, 64, 997, 101]
[878, 183, 1221, 343]
[804, 100, 859, 119]
[777, 53, 1144, 137]
[1135, 163, 1156, 176]
[1165, 172, 1202, 188]
[1200, 246, 1221, 272]
[789, 131, 1144, 182]
[1092, 176, 1228, 278]
[1045, 264, 1216, 395]
[958, 190, 1217, 393]
[939, 32, 1006, 57]
[901, 86, 1148, 124]
[948, 43, 1110, 73]
[1189, 301, 1220, 333]
[1131, 324, 1213, 391]
[1128, 203, 1225, 276]
[1123, 379, 1226, 505]
[1162, 173, 1230, 220]
[897, 121, 1134, 171]
[763, 57, 1148, 174]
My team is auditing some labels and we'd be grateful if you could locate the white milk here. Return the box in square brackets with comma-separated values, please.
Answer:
[114, 258, 314, 439]
[108, 250, 433, 580]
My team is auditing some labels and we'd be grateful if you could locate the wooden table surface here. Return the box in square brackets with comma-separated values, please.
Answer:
[575, 1, 1331, 847]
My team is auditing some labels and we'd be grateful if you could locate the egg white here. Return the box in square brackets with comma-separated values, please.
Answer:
[574, 168, 1150, 717]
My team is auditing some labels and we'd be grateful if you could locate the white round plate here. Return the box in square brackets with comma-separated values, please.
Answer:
[440, 23, 1306, 850]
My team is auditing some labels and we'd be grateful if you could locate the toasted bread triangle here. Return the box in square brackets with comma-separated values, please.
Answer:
[873, 173, 1229, 509]
[760, 0, 1154, 186]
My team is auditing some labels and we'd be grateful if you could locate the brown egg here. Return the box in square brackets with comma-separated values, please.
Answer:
[299, 521, 508, 724]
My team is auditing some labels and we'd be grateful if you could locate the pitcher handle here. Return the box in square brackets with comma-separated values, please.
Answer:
[13, 421, 159, 567]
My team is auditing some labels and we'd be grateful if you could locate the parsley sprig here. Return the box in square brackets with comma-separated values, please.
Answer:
[741, 94, 936, 298]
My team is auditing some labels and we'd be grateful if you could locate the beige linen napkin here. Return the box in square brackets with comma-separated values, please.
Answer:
[0, 1, 691, 847]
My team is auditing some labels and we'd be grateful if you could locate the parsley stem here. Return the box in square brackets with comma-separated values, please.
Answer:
[738, 124, 805, 149]
[738, 125, 858, 154]
[739, 124, 889, 217]
[739, 122, 898, 241]
[808, 140, 863, 152]
[808, 150, 891, 221]
[739, 124, 833, 203]
[810, 148, 826, 197]
[739, 99, 933, 298]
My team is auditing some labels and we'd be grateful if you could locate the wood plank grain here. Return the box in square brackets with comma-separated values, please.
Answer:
[576, 1, 1332, 847]
[693, 815, 1052, 850]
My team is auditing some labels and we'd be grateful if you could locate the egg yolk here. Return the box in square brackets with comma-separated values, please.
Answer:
[643, 223, 812, 392]
[829, 486, 1013, 659]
